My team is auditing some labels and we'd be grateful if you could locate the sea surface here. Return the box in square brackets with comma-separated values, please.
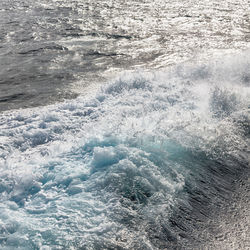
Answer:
[0, 0, 250, 249]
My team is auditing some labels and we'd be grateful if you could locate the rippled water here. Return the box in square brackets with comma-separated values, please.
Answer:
[0, 0, 250, 249]
[0, 0, 250, 111]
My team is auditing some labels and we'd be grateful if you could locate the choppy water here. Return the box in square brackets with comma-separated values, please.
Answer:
[0, 53, 250, 249]
[0, 0, 250, 111]
[0, 0, 250, 249]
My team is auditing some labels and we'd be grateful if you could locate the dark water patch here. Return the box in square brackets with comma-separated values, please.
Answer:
[0, 87, 78, 112]
[18, 44, 67, 55]
[105, 33, 133, 40]
[164, 153, 249, 249]
[0, 93, 25, 103]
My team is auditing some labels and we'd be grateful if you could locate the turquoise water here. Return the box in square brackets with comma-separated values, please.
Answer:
[0, 53, 249, 249]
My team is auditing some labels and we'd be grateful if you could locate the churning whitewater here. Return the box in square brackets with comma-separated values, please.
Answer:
[0, 53, 249, 249]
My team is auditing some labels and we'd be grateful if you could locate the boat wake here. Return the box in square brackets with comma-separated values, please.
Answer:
[0, 52, 249, 249]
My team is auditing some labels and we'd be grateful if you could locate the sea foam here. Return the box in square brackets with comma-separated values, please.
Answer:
[0, 52, 249, 249]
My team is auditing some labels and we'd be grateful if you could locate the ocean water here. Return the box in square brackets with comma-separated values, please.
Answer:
[1, 0, 250, 111]
[0, 0, 250, 249]
[0, 53, 250, 249]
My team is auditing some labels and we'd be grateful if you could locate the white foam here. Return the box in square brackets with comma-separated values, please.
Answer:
[0, 52, 249, 248]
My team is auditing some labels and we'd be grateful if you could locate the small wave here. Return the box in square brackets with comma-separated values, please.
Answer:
[18, 44, 68, 55]
[0, 93, 25, 103]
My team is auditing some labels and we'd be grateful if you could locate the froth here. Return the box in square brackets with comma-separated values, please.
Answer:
[0, 52, 249, 249]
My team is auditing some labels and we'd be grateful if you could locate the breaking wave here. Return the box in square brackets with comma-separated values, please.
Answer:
[0, 52, 249, 249]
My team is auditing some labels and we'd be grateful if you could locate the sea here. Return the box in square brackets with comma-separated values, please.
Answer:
[0, 0, 249, 249]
